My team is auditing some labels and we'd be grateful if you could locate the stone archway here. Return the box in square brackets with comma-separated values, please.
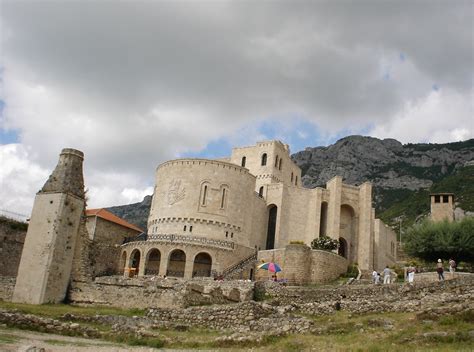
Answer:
[167, 249, 186, 277]
[192, 252, 212, 277]
[266, 205, 278, 250]
[340, 204, 356, 261]
[339, 238, 348, 258]
[145, 248, 161, 275]
[319, 202, 328, 236]
[129, 249, 141, 274]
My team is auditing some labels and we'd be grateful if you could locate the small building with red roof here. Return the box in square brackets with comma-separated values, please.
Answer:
[85, 208, 143, 277]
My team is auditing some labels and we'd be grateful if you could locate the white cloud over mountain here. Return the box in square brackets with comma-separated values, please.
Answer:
[0, 0, 472, 215]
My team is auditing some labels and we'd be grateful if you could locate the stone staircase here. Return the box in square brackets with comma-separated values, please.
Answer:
[220, 252, 258, 280]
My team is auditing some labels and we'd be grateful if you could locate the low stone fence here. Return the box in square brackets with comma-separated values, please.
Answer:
[257, 274, 474, 317]
[147, 301, 312, 333]
[68, 276, 254, 308]
[257, 245, 347, 284]
[0, 277, 15, 301]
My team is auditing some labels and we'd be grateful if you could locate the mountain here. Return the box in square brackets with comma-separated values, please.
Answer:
[106, 195, 152, 232]
[107, 136, 474, 231]
[292, 136, 474, 214]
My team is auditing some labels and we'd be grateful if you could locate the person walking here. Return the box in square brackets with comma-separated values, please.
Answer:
[383, 266, 391, 284]
[436, 259, 445, 281]
[407, 265, 415, 284]
[372, 270, 378, 284]
[449, 258, 456, 278]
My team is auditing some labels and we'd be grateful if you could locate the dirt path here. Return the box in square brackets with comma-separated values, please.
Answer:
[0, 328, 166, 351]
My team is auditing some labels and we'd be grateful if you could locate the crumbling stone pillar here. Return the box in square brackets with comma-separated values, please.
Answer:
[13, 149, 86, 304]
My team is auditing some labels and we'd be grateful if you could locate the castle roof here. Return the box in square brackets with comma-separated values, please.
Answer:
[85, 208, 143, 233]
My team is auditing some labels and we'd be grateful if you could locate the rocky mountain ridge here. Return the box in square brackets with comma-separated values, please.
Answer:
[292, 136, 473, 190]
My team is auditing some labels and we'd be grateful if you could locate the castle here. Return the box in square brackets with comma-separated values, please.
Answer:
[121, 140, 397, 282]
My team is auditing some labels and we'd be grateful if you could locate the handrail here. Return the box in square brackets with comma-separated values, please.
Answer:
[220, 252, 258, 278]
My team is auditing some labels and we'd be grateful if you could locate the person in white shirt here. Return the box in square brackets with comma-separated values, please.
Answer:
[383, 266, 391, 284]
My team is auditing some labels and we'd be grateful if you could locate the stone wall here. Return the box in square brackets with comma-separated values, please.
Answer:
[0, 219, 26, 277]
[89, 217, 140, 277]
[256, 245, 348, 284]
[68, 276, 254, 309]
[0, 277, 15, 301]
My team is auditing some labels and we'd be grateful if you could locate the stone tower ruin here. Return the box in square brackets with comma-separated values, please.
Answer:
[13, 148, 86, 304]
[430, 193, 454, 222]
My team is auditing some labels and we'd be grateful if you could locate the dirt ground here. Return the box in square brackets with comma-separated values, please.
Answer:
[0, 328, 171, 352]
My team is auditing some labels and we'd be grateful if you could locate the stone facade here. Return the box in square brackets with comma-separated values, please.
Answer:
[430, 193, 454, 222]
[86, 209, 143, 277]
[68, 276, 254, 309]
[256, 244, 348, 284]
[0, 218, 26, 277]
[123, 140, 396, 282]
[13, 148, 86, 304]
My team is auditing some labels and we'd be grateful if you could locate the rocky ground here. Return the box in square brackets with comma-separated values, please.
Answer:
[0, 276, 473, 350]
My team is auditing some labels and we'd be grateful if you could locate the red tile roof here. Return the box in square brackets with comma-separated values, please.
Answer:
[86, 208, 143, 233]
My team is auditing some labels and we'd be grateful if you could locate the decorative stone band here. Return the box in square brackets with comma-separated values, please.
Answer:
[123, 234, 235, 251]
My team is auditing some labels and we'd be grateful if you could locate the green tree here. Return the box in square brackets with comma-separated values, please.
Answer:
[403, 217, 474, 262]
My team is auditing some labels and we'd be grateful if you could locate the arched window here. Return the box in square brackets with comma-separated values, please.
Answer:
[291, 172, 294, 182]
[241, 156, 246, 167]
[261, 153, 267, 166]
[201, 184, 208, 206]
[279, 158, 282, 170]
[221, 188, 226, 208]
[258, 186, 264, 197]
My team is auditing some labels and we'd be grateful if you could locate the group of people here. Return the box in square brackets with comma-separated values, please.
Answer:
[372, 266, 396, 285]
[372, 258, 457, 285]
[436, 258, 457, 281]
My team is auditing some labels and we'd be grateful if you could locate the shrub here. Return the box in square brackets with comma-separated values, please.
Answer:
[311, 236, 339, 251]
[403, 217, 474, 262]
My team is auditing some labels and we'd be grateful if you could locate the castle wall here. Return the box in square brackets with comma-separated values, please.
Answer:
[0, 219, 26, 277]
[121, 240, 255, 279]
[148, 159, 267, 250]
[256, 245, 347, 284]
[430, 194, 454, 222]
[229, 141, 302, 190]
[13, 192, 84, 304]
[13, 148, 86, 304]
[373, 219, 397, 272]
[88, 217, 141, 277]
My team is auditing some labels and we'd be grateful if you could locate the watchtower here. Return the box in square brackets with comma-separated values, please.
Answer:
[13, 148, 86, 304]
[430, 193, 454, 222]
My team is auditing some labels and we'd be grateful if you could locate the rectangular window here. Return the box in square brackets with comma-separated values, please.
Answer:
[443, 195, 449, 203]
[190, 225, 193, 232]
[434, 195, 441, 203]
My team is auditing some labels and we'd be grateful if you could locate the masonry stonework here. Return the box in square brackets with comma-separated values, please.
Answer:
[13, 149, 86, 304]
[123, 140, 396, 282]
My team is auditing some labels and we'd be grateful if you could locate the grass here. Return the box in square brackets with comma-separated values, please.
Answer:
[0, 332, 20, 344]
[0, 301, 472, 350]
[0, 301, 145, 318]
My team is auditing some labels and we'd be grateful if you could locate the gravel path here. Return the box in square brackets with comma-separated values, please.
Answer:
[0, 328, 171, 351]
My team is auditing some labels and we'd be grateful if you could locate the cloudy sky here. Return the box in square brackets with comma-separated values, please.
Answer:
[0, 0, 473, 217]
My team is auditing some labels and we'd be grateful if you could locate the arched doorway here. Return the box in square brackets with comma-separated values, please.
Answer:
[145, 249, 161, 275]
[130, 249, 141, 276]
[167, 249, 186, 277]
[319, 202, 328, 236]
[340, 204, 356, 261]
[266, 205, 278, 249]
[192, 252, 212, 277]
[339, 238, 348, 258]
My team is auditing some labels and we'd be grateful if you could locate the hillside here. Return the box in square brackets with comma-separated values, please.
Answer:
[108, 136, 474, 231]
